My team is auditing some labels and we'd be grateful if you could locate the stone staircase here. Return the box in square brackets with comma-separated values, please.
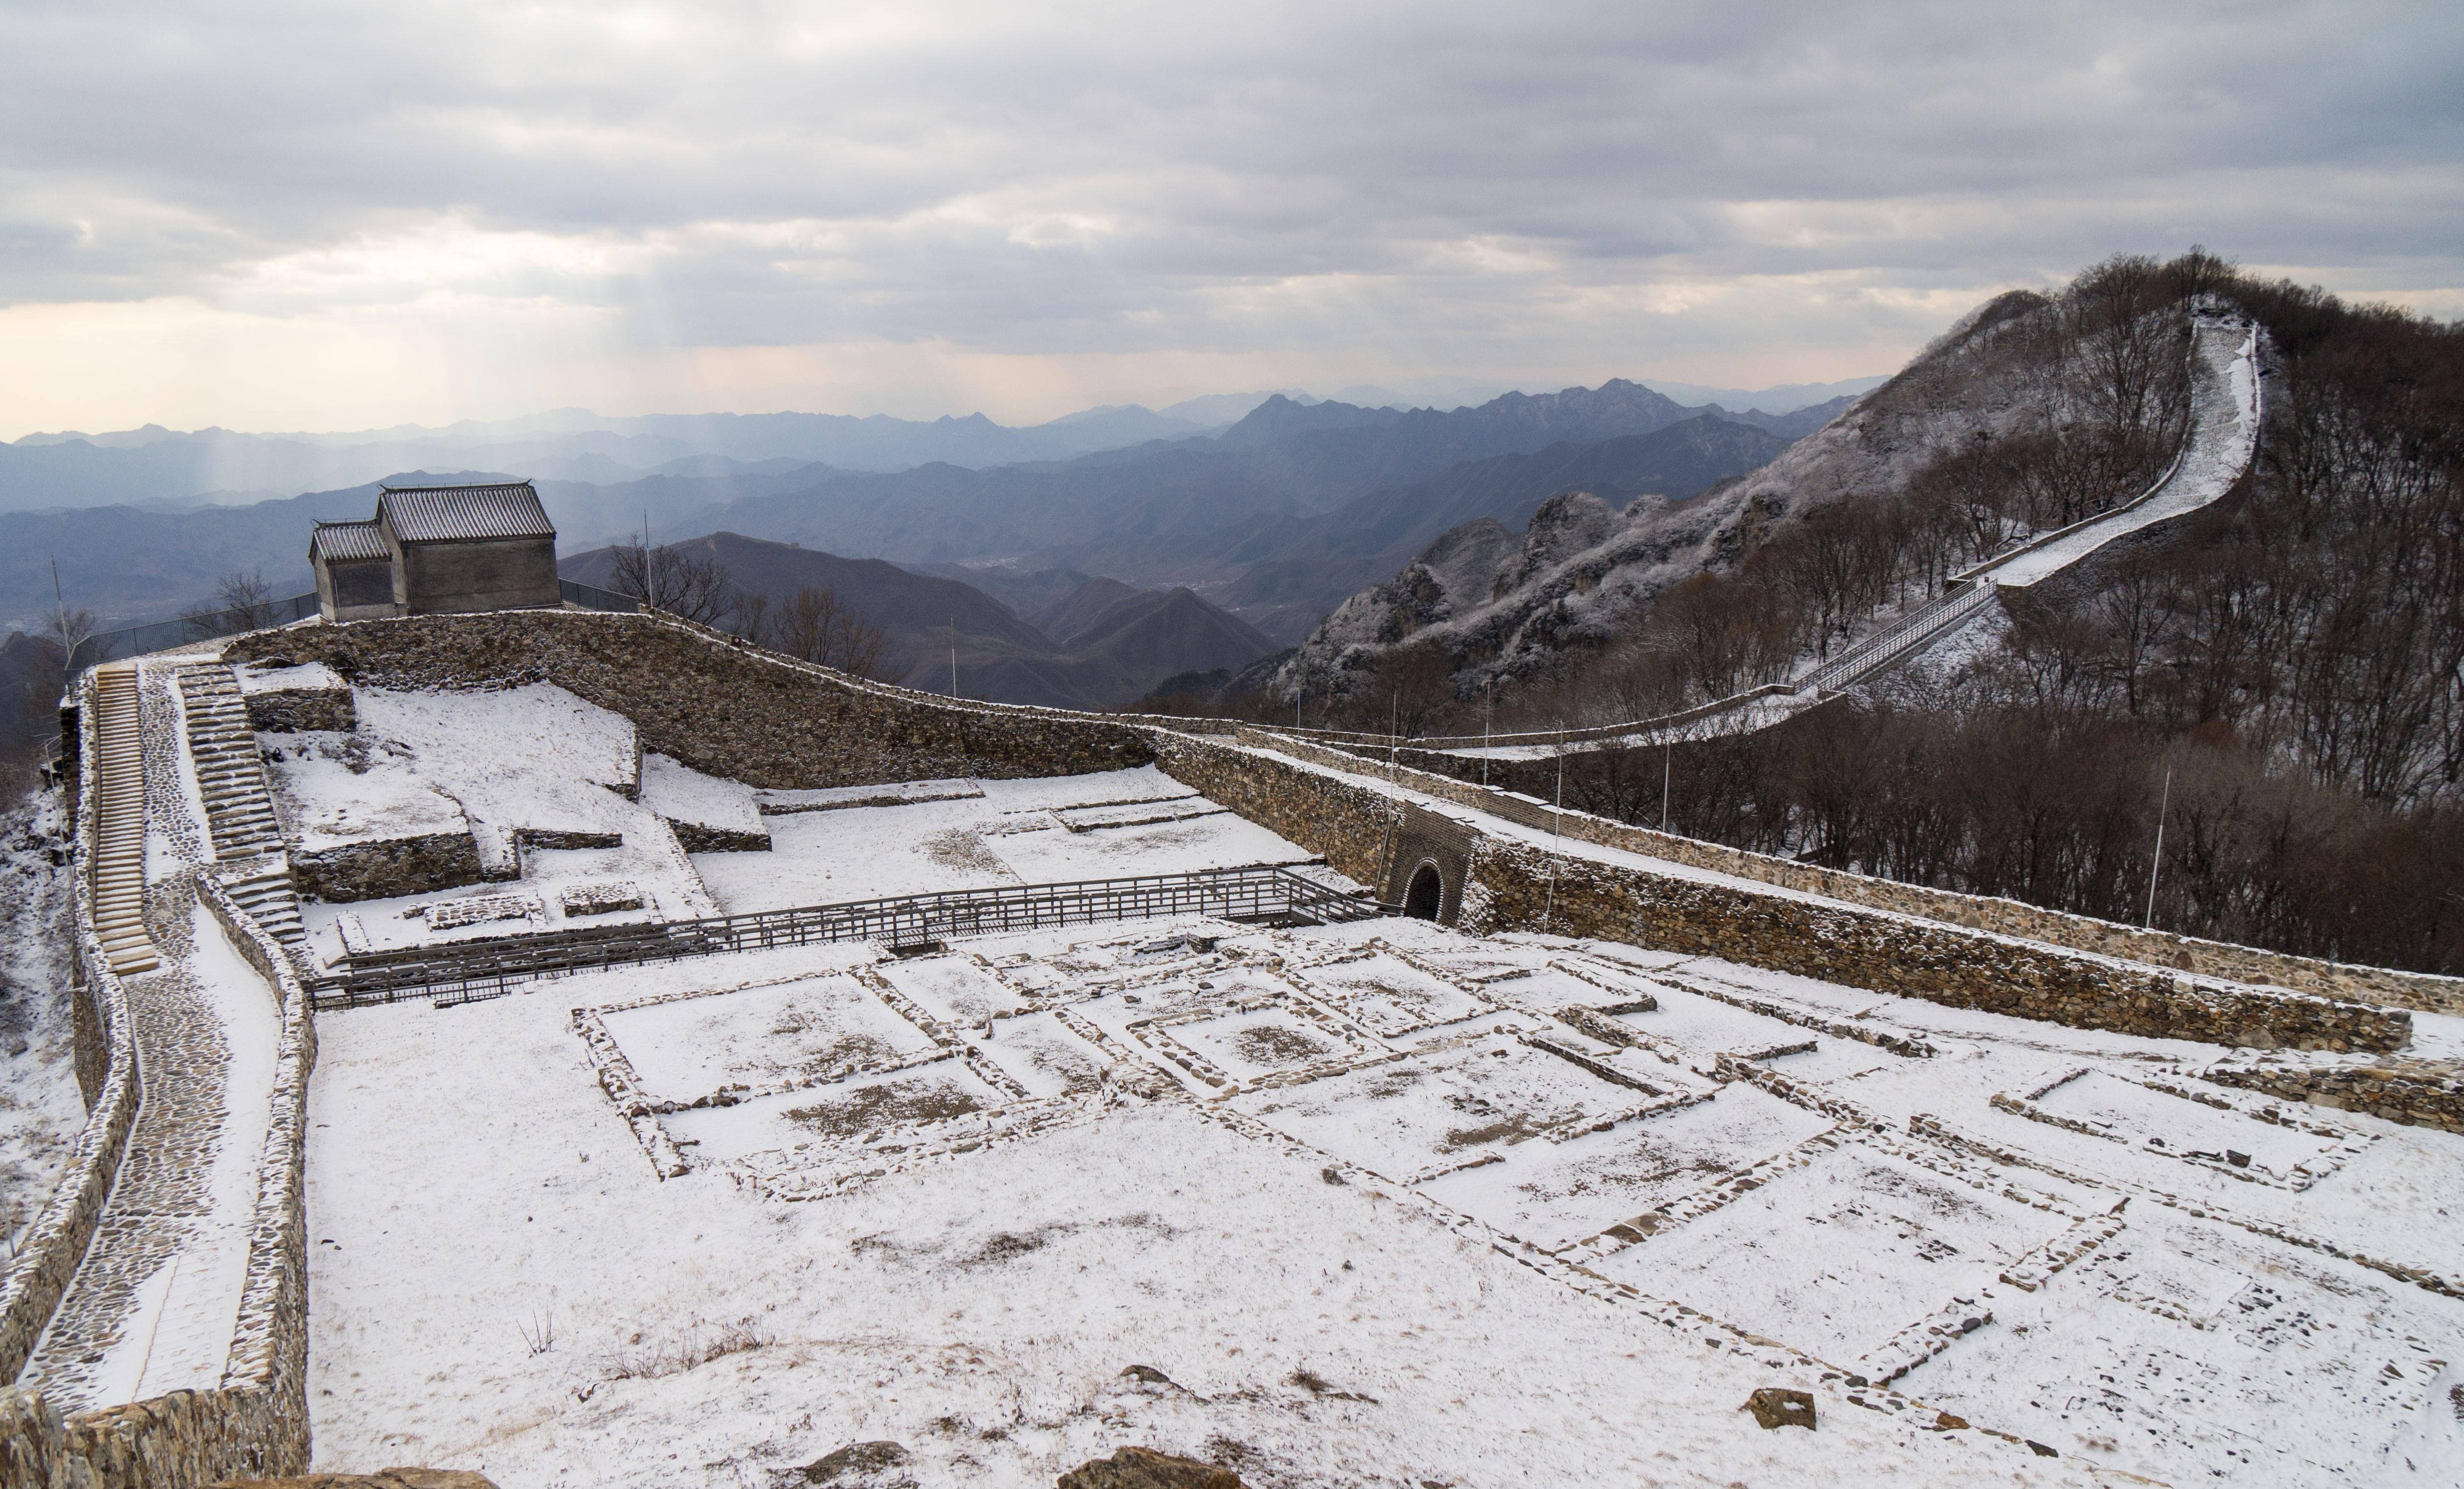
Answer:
[89, 662, 160, 975]
[176, 664, 308, 949]
[176, 667, 285, 859]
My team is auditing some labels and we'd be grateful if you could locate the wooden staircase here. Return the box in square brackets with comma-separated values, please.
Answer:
[88, 663, 159, 975]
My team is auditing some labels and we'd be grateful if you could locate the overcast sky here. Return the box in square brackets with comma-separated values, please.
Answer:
[3, 1, 2458, 436]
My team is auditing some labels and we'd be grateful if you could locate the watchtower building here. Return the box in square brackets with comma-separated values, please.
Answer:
[310, 481, 560, 621]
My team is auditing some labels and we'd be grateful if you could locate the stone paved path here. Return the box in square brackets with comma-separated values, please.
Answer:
[22, 659, 280, 1410]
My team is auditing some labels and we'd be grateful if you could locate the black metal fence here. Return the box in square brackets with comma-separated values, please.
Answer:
[559, 578, 643, 613]
[315, 864, 1380, 1009]
[66, 592, 321, 680]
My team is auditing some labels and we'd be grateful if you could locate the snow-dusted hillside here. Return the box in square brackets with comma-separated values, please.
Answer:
[1283, 279, 2199, 703]
[0, 793, 82, 1254]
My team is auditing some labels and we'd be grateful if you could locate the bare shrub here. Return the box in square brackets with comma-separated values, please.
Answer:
[183, 569, 276, 639]
[604, 1316, 769, 1381]
[756, 585, 888, 680]
[609, 542, 736, 627]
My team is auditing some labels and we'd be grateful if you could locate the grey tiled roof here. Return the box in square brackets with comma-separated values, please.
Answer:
[311, 520, 389, 562]
[377, 482, 555, 544]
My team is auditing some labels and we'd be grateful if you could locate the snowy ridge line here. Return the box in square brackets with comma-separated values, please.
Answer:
[1264, 309, 2259, 758]
[1905, 1112, 2464, 1303]
[0, 675, 143, 1387]
[1227, 725, 2464, 1015]
[1961, 310, 2263, 589]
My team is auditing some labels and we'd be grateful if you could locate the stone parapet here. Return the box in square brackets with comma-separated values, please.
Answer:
[0, 678, 143, 1389]
[225, 610, 1157, 789]
[1154, 733, 2408, 1056]
[2201, 1053, 2464, 1135]
[0, 877, 316, 1488]
[1280, 731, 2461, 1015]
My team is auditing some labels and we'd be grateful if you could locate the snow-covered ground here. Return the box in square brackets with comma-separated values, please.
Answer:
[0, 791, 85, 1256]
[1974, 317, 2260, 588]
[692, 766, 1319, 914]
[268, 685, 723, 961]
[304, 912, 2464, 1486]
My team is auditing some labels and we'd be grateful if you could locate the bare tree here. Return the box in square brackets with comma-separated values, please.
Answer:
[766, 586, 888, 679]
[183, 569, 276, 639]
[609, 543, 735, 627]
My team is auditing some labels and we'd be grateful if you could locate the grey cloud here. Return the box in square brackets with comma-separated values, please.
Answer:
[3, 0, 2458, 365]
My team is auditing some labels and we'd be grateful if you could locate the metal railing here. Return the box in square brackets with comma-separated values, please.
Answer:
[314, 864, 1380, 1009]
[65, 592, 320, 680]
[559, 578, 643, 613]
[1797, 580, 2000, 695]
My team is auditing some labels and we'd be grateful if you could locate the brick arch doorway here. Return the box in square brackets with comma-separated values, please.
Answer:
[1403, 861, 1445, 920]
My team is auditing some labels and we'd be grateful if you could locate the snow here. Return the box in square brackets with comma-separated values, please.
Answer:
[755, 778, 983, 813]
[602, 976, 945, 1106]
[0, 792, 84, 1254]
[1974, 319, 2260, 588]
[639, 753, 763, 837]
[300, 885, 2464, 1485]
[271, 684, 721, 958]
[307, 944, 2108, 1488]
[234, 659, 343, 695]
[693, 767, 1320, 915]
[83, 902, 281, 1405]
[1608, 1144, 2071, 1362]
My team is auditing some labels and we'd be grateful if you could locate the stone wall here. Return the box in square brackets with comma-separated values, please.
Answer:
[1152, 733, 2409, 1055]
[290, 832, 489, 903]
[226, 610, 1156, 790]
[2201, 1054, 2464, 1135]
[1290, 732, 2463, 1015]
[0, 880, 319, 1489]
[0, 680, 143, 1389]
[242, 689, 355, 734]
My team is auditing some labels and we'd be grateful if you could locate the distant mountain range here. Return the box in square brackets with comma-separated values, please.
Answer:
[2, 377, 1855, 648]
[559, 532, 1276, 710]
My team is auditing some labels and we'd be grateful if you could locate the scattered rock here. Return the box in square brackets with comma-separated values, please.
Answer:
[1744, 1387, 1816, 1431]
[798, 1440, 915, 1485]
[1931, 1411, 1970, 1431]
[1119, 1364, 1177, 1385]
[2026, 1439, 2059, 1457]
[1056, 1446, 1245, 1488]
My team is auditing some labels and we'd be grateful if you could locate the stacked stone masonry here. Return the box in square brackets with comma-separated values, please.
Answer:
[1149, 734, 2407, 1056]
[1305, 733, 2463, 1015]
[2201, 1054, 2464, 1135]
[224, 610, 1156, 789]
[2, 675, 316, 1489]
[14, 606, 2450, 1486]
